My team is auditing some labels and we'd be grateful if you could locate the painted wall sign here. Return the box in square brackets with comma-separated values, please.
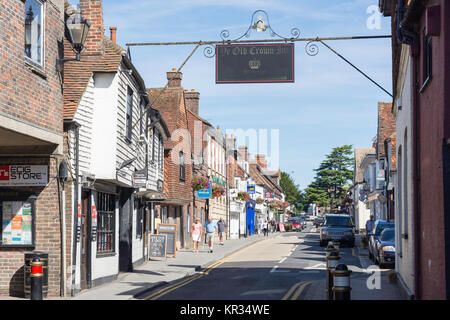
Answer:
[0, 165, 48, 186]
[216, 43, 294, 83]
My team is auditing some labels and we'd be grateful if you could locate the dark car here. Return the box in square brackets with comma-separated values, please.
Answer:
[373, 228, 396, 268]
[319, 214, 355, 247]
[368, 220, 395, 261]
[314, 216, 325, 228]
[298, 216, 307, 229]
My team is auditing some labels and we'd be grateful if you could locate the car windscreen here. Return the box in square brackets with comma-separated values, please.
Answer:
[325, 216, 352, 227]
[375, 223, 395, 235]
[288, 219, 299, 224]
[381, 229, 395, 241]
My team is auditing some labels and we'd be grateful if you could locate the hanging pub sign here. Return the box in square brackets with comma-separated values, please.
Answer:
[133, 167, 147, 189]
[216, 43, 294, 84]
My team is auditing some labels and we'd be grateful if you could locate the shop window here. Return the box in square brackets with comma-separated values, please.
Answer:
[179, 151, 186, 181]
[136, 200, 143, 239]
[126, 87, 133, 142]
[24, 0, 43, 66]
[0, 194, 36, 247]
[97, 192, 115, 254]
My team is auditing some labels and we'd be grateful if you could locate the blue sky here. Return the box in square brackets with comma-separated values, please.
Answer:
[69, 0, 392, 190]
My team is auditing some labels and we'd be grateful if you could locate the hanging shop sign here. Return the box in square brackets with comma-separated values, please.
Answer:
[0, 165, 48, 187]
[247, 185, 256, 194]
[216, 43, 294, 84]
[197, 183, 211, 199]
[133, 167, 147, 189]
[264, 191, 274, 199]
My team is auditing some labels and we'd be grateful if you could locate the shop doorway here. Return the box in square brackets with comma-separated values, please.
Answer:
[80, 190, 91, 290]
[119, 188, 133, 272]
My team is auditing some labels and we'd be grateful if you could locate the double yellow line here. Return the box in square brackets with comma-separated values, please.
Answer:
[281, 281, 312, 300]
[143, 242, 259, 300]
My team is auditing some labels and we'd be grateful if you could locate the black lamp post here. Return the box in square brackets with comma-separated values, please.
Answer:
[57, 8, 90, 71]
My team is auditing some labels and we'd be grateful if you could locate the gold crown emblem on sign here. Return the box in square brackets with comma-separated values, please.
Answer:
[249, 59, 261, 70]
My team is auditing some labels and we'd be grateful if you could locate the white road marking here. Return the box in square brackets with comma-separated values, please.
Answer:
[305, 262, 326, 270]
[270, 266, 290, 273]
[278, 257, 287, 264]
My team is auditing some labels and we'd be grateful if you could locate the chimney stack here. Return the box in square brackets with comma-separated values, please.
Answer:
[167, 68, 182, 88]
[79, 0, 105, 56]
[109, 27, 117, 43]
[185, 89, 200, 115]
[255, 154, 267, 169]
[238, 146, 248, 162]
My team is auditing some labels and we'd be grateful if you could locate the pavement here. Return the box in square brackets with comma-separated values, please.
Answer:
[303, 232, 404, 300]
[70, 231, 280, 300]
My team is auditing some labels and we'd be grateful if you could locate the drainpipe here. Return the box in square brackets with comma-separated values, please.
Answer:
[412, 42, 420, 300]
[71, 122, 80, 297]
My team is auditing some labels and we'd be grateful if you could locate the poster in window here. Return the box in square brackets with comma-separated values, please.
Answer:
[1, 201, 32, 245]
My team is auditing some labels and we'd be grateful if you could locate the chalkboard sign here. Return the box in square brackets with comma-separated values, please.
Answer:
[157, 224, 177, 257]
[149, 234, 167, 259]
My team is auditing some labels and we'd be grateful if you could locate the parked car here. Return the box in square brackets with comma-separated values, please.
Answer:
[372, 227, 396, 268]
[319, 214, 355, 247]
[313, 216, 325, 228]
[368, 220, 395, 261]
[287, 217, 302, 231]
[298, 216, 307, 229]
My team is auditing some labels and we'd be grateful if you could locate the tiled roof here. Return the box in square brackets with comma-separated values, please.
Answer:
[63, 37, 124, 120]
[354, 148, 375, 183]
[377, 102, 395, 158]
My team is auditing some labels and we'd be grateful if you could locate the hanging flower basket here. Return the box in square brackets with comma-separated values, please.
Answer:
[191, 176, 210, 192]
[256, 197, 264, 204]
[237, 191, 250, 202]
[269, 199, 279, 210]
[212, 185, 225, 198]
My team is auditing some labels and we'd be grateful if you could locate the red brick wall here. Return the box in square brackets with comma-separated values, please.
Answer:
[416, 1, 447, 299]
[0, 157, 62, 297]
[79, 0, 105, 56]
[0, 0, 64, 133]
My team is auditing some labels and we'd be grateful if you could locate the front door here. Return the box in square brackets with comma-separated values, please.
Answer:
[119, 188, 133, 272]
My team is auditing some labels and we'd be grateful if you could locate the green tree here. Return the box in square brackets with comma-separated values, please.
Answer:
[280, 171, 302, 213]
[302, 145, 354, 212]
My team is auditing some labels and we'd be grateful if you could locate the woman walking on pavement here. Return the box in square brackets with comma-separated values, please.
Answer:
[263, 220, 269, 236]
[191, 218, 202, 253]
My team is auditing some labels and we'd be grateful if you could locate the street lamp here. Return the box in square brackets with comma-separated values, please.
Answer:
[57, 8, 90, 71]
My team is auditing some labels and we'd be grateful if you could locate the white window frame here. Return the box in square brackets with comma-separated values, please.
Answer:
[24, 0, 45, 68]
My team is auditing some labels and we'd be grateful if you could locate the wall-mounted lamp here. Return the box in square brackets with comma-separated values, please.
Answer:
[57, 8, 90, 72]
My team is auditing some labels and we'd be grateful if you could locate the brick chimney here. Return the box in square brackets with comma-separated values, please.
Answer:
[185, 89, 200, 115]
[255, 154, 267, 169]
[167, 69, 182, 88]
[80, 0, 105, 56]
[238, 146, 248, 162]
[109, 27, 117, 43]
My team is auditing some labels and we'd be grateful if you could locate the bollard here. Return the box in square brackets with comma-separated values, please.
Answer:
[30, 258, 43, 300]
[332, 264, 352, 300]
[325, 242, 339, 257]
[325, 250, 340, 300]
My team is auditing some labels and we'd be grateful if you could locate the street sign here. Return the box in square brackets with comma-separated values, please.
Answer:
[216, 43, 294, 83]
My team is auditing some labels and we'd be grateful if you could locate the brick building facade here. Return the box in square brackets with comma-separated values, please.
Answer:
[0, 0, 66, 297]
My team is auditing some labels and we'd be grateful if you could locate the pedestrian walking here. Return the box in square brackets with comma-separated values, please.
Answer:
[263, 220, 269, 236]
[204, 217, 218, 253]
[364, 215, 375, 242]
[191, 218, 202, 253]
[270, 218, 276, 233]
[217, 218, 227, 245]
